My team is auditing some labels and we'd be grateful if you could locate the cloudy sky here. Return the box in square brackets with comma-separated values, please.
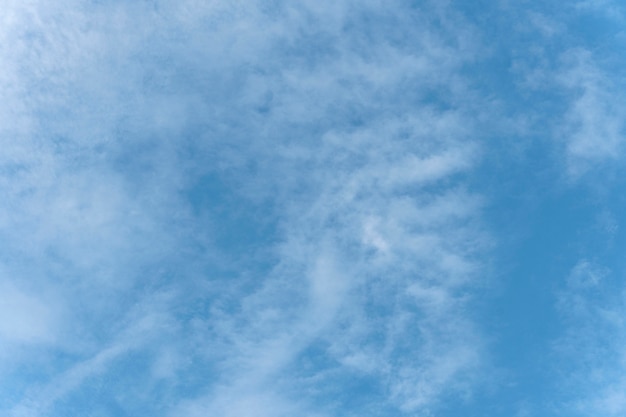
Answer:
[2, 1, 626, 416]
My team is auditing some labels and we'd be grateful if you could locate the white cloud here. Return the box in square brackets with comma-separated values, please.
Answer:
[0, 0, 492, 416]
[554, 259, 626, 417]
[566, 259, 607, 289]
[575, 0, 625, 19]
[557, 49, 626, 178]
[0, 280, 60, 345]
[193, 115, 489, 415]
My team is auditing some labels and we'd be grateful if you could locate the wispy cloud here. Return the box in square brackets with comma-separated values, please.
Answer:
[0, 1, 494, 416]
[553, 259, 626, 417]
[497, 2, 626, 181]
[557, 49, 626, 178]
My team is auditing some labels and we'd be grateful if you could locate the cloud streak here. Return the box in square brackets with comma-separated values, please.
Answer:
[0, 1, 499, 416]
[553, 260, 626, 417]
[557, 49, 626, 178]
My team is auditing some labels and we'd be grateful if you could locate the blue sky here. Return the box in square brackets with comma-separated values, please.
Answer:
[2, 1, 626, 416]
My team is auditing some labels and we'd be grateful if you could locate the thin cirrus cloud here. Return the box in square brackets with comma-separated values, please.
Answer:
[557, 49, 626, 178]
[554, 259, 626, 417]
[1, 1, 489, 416]
[2, 1, 626, 417]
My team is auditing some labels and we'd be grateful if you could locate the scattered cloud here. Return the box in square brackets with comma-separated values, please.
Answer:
[553, 259, 626, 417]
[5, 0, 626, 416]
[557, 49, 626, 178]
[0, 1, 492, 416]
